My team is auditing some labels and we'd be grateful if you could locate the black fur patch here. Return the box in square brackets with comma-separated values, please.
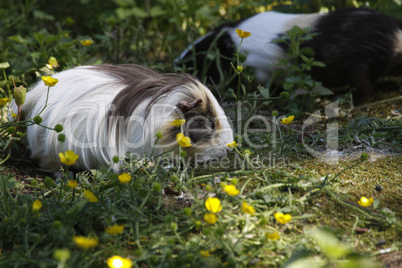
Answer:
[282, 8, 402, 102]
[178, 21, 244, 85]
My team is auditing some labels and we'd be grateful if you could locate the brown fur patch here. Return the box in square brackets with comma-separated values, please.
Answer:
[91, 64, 199, 119]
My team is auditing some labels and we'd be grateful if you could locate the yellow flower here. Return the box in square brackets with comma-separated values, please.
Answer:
[176, 133, 192, 147]
[32, 200, 43, 211]
[200, 250, 210, 257]
[72, 236, 98, 249]
[205, 197, 222, 213]
[235, 65, 244, 73]
[223, 184, 240, 196]
[80, 40, 94, 46]
[265, 232, 280, 240]
[358, 196, 374, 207]
[41, 76, 59, 87]
[0, 98, 11, 106]
[280, 115, 294, 125]
[107, 255, 133, 268]
[58, 151, 79, 166]
[84, 190, 99, 203]
[274, 212, 292, 224]
[118, 173, 132, 184]
[204, 213, 218, 224]
[46, 56, 59, 69]
[105, 225, 125, 235]
[68, 180, 78, 189]
[241, 201, 256, 214]
[235, 29, 251, 38]
[53, 249, 71, 262]
[243, 149, 252, 156]
[11, 110, 18, 119]
[170, 119, 186, 127]
[226, 141, 238, 148]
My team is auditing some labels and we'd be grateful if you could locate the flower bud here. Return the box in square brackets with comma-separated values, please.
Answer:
[54, 124, 63, 133]
[33, 115, 42, 124]
[14, 86, 27, 106]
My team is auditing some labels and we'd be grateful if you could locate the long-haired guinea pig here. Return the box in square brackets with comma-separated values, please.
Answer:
[177, 8, 402, 103]
[11, 64, 234, 173]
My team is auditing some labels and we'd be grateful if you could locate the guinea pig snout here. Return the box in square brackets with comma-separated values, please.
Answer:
[226, 147, 233, 154]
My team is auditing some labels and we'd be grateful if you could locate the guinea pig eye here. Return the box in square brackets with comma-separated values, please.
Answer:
[209, 121, 215, 130]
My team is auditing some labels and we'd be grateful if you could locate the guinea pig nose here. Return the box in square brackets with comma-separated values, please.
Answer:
[226, 148, 233, 154]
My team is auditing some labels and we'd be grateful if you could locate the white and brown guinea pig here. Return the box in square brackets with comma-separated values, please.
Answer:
[178, 8, 402, 103]
[11, 65, 234, 173]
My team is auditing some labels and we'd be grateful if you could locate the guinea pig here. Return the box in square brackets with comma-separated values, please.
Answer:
[11, 64, 234, 173]
[177, 8, 402, 103]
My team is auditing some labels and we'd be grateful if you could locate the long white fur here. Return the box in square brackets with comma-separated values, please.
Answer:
[11, 66, 233, 173]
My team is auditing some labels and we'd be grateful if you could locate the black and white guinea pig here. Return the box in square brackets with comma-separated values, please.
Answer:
[177, 8, 402, 103]
[11, 65, 234, 173]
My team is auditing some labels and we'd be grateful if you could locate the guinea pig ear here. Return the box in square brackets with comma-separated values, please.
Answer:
[177, 98, 203, 113]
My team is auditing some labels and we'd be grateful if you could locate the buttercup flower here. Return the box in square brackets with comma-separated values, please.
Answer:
[42, 76, 59, 87]
[0, 98, 11, 106]
[32, 200, 43, 211]
[265, 232, 280, 240]
[46, 56, 59, 69]
[84, 190, 99, 203]
[223, 184, 240, 196]
[227, 141, 238, 148]
[200, 250, 210, 257]
[235, 65, 244, 73]
[72, 236, 98, 249]
[11, 110, 18, 119]
[204, 213, 218, 224]
[170, 119, 186, 127]
[280, 115, 294, 125]
[274, 212, 292, 224]
[80, 40, 94, 46]
[118, 173, 132, 184]
[105, 225, 125, 235]
[235, 29, 251, 38]
[205, 197, 222, 213]
[68, 180, 78, 189]
[176, 133, 192, 147]
[243, 149, 252, 156]
[107, 255, 133, 268]
[358, 196, 374, 207]
[59, 151, 79, 166]
[241, 201, 256, 214]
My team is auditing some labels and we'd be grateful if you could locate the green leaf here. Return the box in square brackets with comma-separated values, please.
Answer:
[300, 47, 314, 57]
[131, 7, 149, 18]
[9, 35, 34, 45]
[311, 87, 334, 96]
[33, 10, 55, 21]
[113, 0, 134, 7]
[312, 61, 326, 67]
[241, 83, 247, 96]
[258, 86, 270, 99]
[150, 6, 166, 17]
[66, 200, 87, 215]
[300, 54, 312, 63]
[307, 228, 351, 259]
